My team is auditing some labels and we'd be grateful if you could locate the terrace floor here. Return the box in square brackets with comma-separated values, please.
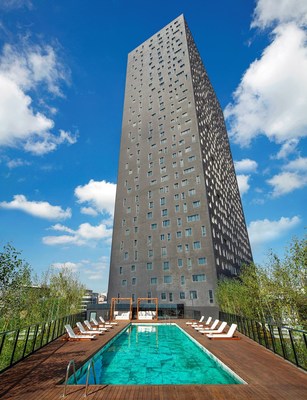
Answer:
[0, 320, 306, 399]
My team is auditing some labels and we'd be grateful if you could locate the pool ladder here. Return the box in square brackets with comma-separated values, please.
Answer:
[62, 359, 97, 398]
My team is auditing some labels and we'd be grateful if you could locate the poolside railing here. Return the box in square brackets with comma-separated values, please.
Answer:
[220, 311, 307, 371]
[0, 312, 84, 374]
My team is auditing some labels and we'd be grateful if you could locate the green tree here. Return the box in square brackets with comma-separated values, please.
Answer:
[0, 244, 32, 330]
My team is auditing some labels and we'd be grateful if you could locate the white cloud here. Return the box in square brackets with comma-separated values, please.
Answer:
[7, 158, 31, 169]
[284, 156, 307, 171]
[0, 194, 71, 220]
[75, 180, 116, 216]
[236, 174, 250, 195]
[267, 171, 307, 197]
[234, 159, 258, 173]
[252, 0, 307, 29]
[248, 216, 301, 246]
[80, 207, 98, 216]
[43, 221, 113, 246]
[51, 262, 81, 272]
[225, 23, 307, 147]
[275, 138, 299, 159]
[0, 42, 76, 155]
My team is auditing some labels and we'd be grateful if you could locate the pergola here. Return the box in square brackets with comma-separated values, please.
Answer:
[137, 297, 158, 321]
[110, 297, 133, 321]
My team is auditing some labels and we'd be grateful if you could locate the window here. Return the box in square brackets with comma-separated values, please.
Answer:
[161, 293, 166, 300]
[147, 212, 153, 219]
[147, 236, 152, 245]
[132, 277, 137, 285]
[209, 289, 214, 304]
[188, 188, 196, 196]
[151, 223, 157, 230]
[177, 218, 182, 226]
[148, 249, 153, 257]
[180, 275, 185, 285]
[164, 275, 172, 284]
[187, 214, 200, 222]
[161, 209, 168, 216]
[122, 279, 127, 286]
[193, 200, 200, 208]
[119, 267, 123, 274]
[177, 244, 183, 252]
[198, 257, 207, 265]
[131, 265, 136, 272]
[147, 262, 153, 270]
[124, 252, 128, 260]
[149, 201, 154, 209]
[174, 193, 179, 200]
[178, 259, 183, 268]
[160, 234, 165, 241]
[161, 247, 167, 256]
[190, 290, 197, 299]
[201, 226, 206, 236]
[187, 258, 192, 268]
[193, 241, 201, 249]
[176, 231, 182, 238]
[163, 261, 170, 270]
[160, 197, 166, 205]
[192, 274, 206, 282]
[180, 292, 185, 299]
[169, 293, 173, 302]
[150, 277, 157, 285]
[162, 219, 170, 227]
[167, 233, 171, 241]
[185, 228, 192, 237]
[175, 204, 180, 212]
[185, 244, 189, 252]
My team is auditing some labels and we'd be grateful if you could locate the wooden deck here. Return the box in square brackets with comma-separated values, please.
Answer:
[1, 320, 307, 399]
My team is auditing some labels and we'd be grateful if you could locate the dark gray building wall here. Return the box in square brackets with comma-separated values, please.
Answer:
[107, 15, 252, 316]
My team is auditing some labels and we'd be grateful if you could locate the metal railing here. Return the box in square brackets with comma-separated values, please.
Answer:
[220, 312, 307, 371]
[0, 313, 84, 374]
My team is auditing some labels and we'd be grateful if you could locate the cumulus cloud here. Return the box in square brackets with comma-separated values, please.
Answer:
[284, 156, 307, 171]
[0, 42, 77, 155]
[51, 262, 81, 273]
[236, 175, 250, 195]
[75, 180, 116, 216]
[43, 221, 113, 246]
[225, 23, 307, 147]
[252, 0, 307, 29]
[275, 138, 299, 159]
[234, 159, 258, 173]
[80, 207, 98, 216]
[0, 194, 71, 220]
[267, 171, 307, 197]
[248, 215, 301, 246]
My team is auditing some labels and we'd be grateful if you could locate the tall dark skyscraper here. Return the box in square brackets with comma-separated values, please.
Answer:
[108, 15, 253, 316]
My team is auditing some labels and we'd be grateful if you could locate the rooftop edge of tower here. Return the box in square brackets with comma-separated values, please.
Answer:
[129, 14, 185, 55]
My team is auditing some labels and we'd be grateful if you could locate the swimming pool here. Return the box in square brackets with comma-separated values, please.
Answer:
[69, 324, 245, 385]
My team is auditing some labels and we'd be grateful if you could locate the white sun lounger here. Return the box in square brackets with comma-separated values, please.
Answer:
[76, 322, 104, 335]
[198, 319, 219, 331]
[186, 315, 206, 325]
[200, 321, 227, 335]
[99, 316, 118, 325]
[91, 317, 113, 329]
[207, 324, 240, 339]
[84, 320, 109, 332]
[65, 324, 96, 340]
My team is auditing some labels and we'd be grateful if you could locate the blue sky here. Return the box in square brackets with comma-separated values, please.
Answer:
[0, 0, 306, 293]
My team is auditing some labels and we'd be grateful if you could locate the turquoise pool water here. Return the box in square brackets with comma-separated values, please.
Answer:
[69, 324, 244, 385]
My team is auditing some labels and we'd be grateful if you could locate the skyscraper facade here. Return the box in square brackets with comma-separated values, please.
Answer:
[108, 15, 253, 316]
